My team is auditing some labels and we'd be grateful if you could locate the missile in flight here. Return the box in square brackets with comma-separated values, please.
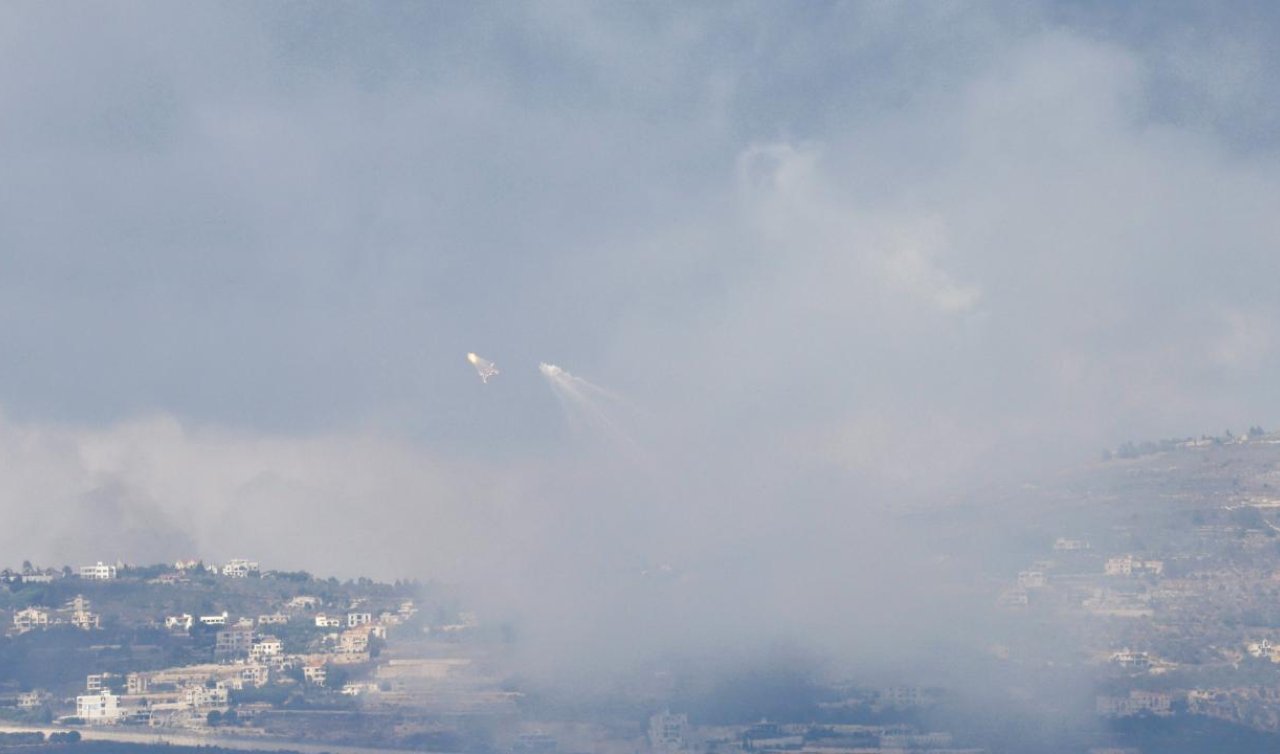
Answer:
[467, 352, 499, 383]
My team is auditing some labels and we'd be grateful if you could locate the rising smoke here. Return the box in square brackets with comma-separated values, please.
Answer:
[537, 362, 647, 464]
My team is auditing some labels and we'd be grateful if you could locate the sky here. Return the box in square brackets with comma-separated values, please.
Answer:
[2, 0, 1280, 678]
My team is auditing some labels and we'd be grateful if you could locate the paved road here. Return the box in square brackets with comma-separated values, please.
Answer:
[0, 723, 442, 754]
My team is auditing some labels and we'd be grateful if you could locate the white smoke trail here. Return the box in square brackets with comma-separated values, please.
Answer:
[538, 362, 645, 462]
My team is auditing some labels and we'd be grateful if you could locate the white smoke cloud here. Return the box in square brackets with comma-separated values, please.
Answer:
[0, 1, 1279, 694]
[0, 411, 499, 581]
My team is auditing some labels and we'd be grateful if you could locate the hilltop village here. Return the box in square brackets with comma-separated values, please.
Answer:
[981, 430, 1280, 741]
[8, 433, 1280, 752]
[0, 560, 980, 754]
[0, 560, 497, 747]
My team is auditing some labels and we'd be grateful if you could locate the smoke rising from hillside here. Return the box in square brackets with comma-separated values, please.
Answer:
[0, 3, 1279, 726]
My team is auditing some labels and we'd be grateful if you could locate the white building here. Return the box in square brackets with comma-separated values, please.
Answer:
[86, 673, 113, 692]
[200, 612, 229, 626]
[303, 664, 327, 684]
[1105, 555, 1164, 577]
[251, 636, 283, 661]
[237, 664, 270, 689]
[79, 562, 117, 580]
[165, 614, 194, 631]
[347, 612, 373, 628]
[315, 614, 342, 628]
[76, 691, 125, 724]
[341, 682, 378, 696]
[12, 607, 50, 633]
[220, 559, 259, 578]
[184, 683, 229, 709]
[68, 596, 100, 630]
[258, 613, 289, 625]
[1110, 649, 1152, 669]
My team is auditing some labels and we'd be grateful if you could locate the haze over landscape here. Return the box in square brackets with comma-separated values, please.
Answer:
[4, 4, 1280, 751]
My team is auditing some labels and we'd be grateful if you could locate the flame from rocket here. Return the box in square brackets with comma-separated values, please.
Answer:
[467, 352, 499, 383]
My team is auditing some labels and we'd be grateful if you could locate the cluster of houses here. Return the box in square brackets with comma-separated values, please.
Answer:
[1104, 554, 1165, 577]
[74, 669, 241, 726]
[0, 556, 439, 730]
[62, 596, 422, 727]
[997, 539, 1172, 614]
[7, 558, 274, 637]
[3, 558, 263, 586]
[10, 596, 101, 634]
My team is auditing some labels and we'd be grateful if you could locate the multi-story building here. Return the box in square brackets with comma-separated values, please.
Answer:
[287, 596, 320, 610]
[338, 629, 369, 654]
[236, 664, 269, 689]
[303, 663, 327, 685]
[12, 607, 50, 633]
[79, 562, 117, 580]
[184, 683, 229, 709]
[126, 673, 149, 695]
[1105, 555, 1164, 577]
[215, 627, 254, 659]
[85, 673, 117, 693]
[1110, 649, 1153, 669]
[250, 636, 283, 661]
[76, 691, 124, 724]
[68, 596, 100, 630]
[220, 559, 259, 578]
